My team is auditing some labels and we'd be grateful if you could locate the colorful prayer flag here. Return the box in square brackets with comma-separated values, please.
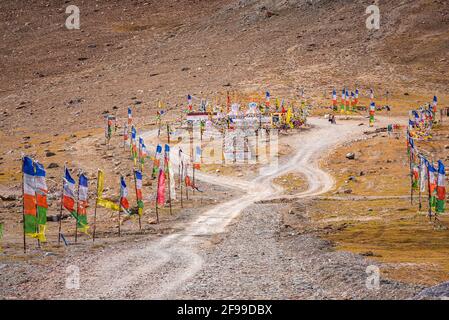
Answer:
[428, 161, 437, 208]
[128, 107, 132, 125]
[63, 168, 76, 213]
[22, 156, 38, 239]
[188, 94, 192, 111]
[124, 122, 129, 143]
[432, 96, 437, 114]
[152, 144, 163, 179]
[369, 102, 376, 127]
[194, 146, 201, 169]
[419, 156, 428, 193]
[157, 168, 166, 206]
[120, 176, 130, 214]
[436, 160, 446, 213]
[34, 161, 48, 241]
[135, 170, 144, 216]
[96, 170, 120, 211]
[76, 174, 89, 234]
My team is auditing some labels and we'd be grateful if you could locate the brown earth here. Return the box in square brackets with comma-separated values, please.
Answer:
[1, 0, 449, 297]
[283, 119, 449, 287]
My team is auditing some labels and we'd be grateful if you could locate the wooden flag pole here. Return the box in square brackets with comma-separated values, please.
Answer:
[166, 152, 173, 215]
[35, 165, 40, 249]
[58, 165, 66, 246]
[418, 158, 422, 211]
[180, 161, 184, 208]
[256, 129, 259, 162]
[21, 161, 26, 253]
[92, 170, 99, 242]
[186, 165, 189, 201]
[123, 123, 127, 149]
[409, 151, 414, 205]
[133, 170, 142, 230]
[155, 171, 160, 224]
[167, 124, 170, 144]
[426, 161, 432, 221]
[118, 177, 122, 237]
[74, 172, 81, 243]
[193, 165, 195, 195]
[178, 150, 182, 192]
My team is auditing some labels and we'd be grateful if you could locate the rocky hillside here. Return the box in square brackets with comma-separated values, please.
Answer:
[0, 0, 448, 134]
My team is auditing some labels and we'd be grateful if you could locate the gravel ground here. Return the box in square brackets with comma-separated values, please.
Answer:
[0, 118, 432, 300]
[176, 203, 423, 300]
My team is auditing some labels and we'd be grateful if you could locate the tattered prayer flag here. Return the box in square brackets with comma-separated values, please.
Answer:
[412, 164, 419, 190]
[188, 94, 192, 111]
[436, 160, 446, 213]
[157, 168, 166, 206]
[120, 176, 130, 214]
[152, 144, 163, 179]
[22, 156, 38, 238]
[286, 107, 293, 129]
[432, 96, 438, 114]
[34, 161, 48, 242]
[420, 156, 428, 193]
[128, 107, 132, 125]
[163, 145, 176, 200]
[265, 91, 270, 108]
[428, 162, 437, 208]
[369, 102, 376, 127]
[63, 168, 76, 214]
[124, 123, 128, 143]
[135, 170, 144, 216]
[131, 126, 137, 163]
[193, 146, 201, 169]
[96, 170, 120, 211]
[76, 174, 89, 234]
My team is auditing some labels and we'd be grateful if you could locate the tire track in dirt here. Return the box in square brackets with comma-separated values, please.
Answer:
[62, 117, 376, 299]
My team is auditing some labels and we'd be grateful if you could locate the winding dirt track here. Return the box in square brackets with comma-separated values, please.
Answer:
[65, 118, 375, 299]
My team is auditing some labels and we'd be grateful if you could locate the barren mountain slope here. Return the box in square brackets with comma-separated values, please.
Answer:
[0, 0, 448, 135]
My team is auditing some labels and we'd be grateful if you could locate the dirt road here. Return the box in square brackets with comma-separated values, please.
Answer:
[9, 117, 419, 299]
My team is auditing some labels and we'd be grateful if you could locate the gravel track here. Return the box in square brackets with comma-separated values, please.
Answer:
[1, 117, 423, 299]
